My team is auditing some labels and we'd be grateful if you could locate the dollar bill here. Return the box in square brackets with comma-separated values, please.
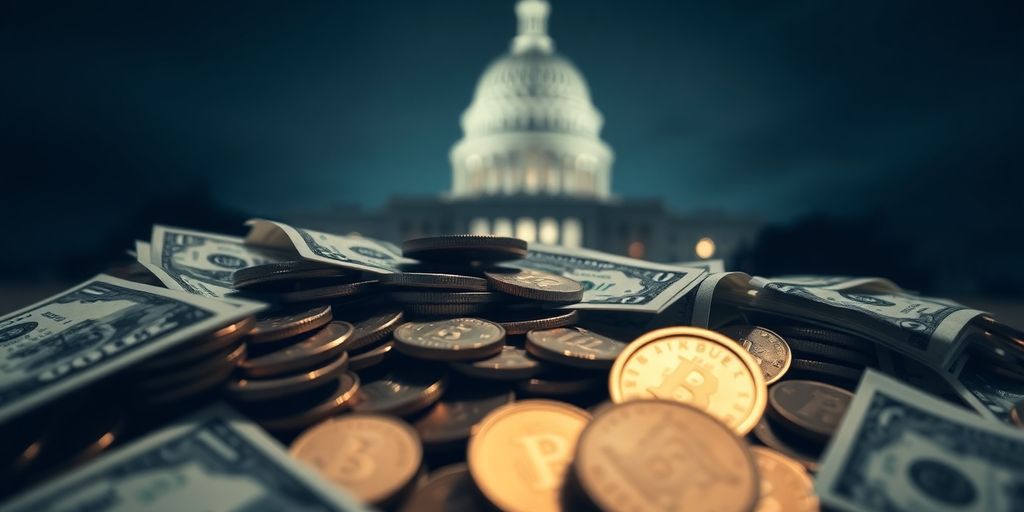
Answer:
[672, 259, 725, 273]
[142, 225, 292, 298]
[749, 275, 902, 293]
[748, 280, 983, 372]
[245, 219, 412, 274]
[512, 244, 707, 313]
[948, 354, 1024, 424]
[816, 369, 1024, 512]
[1, 404, 366, 511]
[0, 275, 264, 423]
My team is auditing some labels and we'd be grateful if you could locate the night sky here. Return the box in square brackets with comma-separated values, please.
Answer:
[3, 0, 1022, 291]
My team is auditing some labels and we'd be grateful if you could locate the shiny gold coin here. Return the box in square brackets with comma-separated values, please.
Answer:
[751, 447, 820, 512]
[609, 326, 767, 435]
[574, 400, 759, 512]
[467, 399, 591, 512]
[291, 414, 422, 506]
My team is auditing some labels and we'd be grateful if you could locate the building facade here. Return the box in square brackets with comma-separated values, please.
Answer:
[292, 0, 760, 263]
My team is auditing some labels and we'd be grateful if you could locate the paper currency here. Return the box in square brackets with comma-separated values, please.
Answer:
[244, 219, 412, 274]
[512, 243, 707, 313]
[816, 369, 1024, 512]
[0, 275, 263, 423]
[1, 404, 367, 512]
[673, 259, 725, 274]
[949, 354, 1024, 424]
[137, 225, 291, 298]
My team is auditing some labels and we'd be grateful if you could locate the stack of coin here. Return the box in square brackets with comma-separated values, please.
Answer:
[751, 379, 854, 472]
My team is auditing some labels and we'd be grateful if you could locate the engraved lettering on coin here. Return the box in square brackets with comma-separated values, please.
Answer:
[718, 325, 792, 384]
[393, 318, 505, 361]
[525, 327, 626, 369]
[485, 268, 584, 303]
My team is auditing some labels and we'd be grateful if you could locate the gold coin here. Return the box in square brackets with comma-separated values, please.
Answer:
[609, 326, 767, 434]
[574, 400, 759, 512]
[290, 414, 422, 506]
[751, 447, 819, 512]
[467, 399, 591, 512]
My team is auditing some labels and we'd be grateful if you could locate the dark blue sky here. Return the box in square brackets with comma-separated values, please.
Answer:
[2, 0, 1022, 276]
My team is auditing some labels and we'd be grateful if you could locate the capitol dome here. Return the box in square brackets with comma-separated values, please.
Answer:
[450, 0, 613, 199]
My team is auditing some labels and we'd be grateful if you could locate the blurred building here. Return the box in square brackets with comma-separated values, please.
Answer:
[294, 0, 760, 262]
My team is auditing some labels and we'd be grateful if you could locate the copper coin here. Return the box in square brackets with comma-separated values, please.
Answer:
[574, 400, 759, 512]
[412, 386, 515, 451]
[257, 372, 361, 433]
[609, 326, 768, 435]
[767, 380, 853, 445]
[350, 341, 395, 371]
[380, 272, 489, 291]
[468, 400, 591, 512]
[227, 352, 349, 401]
[141, 361, 235, 406]
[451, 345, 545, 381]
[291, 414, 422, 506]
[398, 464, 486, 512]
[239, 321, 354, 377]
[718, 325, 792, 384]
[278, 279, 377, 303]
[347, 310, 404, 351]
[232, 260, 353, 288]
[488, 309, 579, 335]
[750, 447, 819, 512]
[516, 370, 605, 398]
[526, 326, 626, 369]
[402, 235, 527, 262]
[394, 318, 505, 362]
[405, 303, 493, 316]
[750, 417, 821, 473]
[137, 342, 246, 392]
[484, 268, 584, 303]
[353, 365, 448, 417]
[249, 305, 333, 344]
[137, 316, 255, 370]
[390, 290, 503, 305]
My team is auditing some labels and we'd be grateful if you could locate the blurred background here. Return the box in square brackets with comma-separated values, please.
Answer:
[2, 0, 1022, 316]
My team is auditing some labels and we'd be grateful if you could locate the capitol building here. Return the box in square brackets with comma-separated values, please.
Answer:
[294, 0, 760, 263]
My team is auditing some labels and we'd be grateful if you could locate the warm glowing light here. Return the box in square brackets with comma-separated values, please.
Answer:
[515, 217, 537, 243]
[695, 237, 716, 259]
[562, 217, 583, 247]
[628, 241, 645, 258]
[469, 217, 490, 235]
[539, 217, 559, 244]
[493, 217, 514, 237]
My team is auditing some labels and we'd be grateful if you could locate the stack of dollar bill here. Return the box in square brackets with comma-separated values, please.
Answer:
[0, 219, 1020, 511]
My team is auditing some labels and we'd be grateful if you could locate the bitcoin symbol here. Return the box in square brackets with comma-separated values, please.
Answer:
[516, 434, 570, 490]
[647, 357, 718, 408]
[330, 434, 377, 482]
[796, 390, 845, 427]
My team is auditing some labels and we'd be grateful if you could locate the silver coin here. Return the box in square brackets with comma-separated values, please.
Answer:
[450, 345, 545, 381]
[394, 318, 505, 361]
[718, 325, 793, 384]
[526, 327, 627, 369]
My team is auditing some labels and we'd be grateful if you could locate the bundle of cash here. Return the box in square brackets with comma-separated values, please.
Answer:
[0, 220, 1021, 512]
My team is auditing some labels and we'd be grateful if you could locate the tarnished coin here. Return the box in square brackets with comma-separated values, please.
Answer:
[526, 327, 626, 369]
[413, 385, 515, 451]
[718, 325, 792, 384]
[468, 400, 591, 512]
[227, 352, 349, 401]
[390, 290, 503, 305]
[350, 341, 395, 371]
[767, 380, 853, 445]
[574, 401, 759, 512]
[347, 310, 404, 351]
[451, 345, 545, 381]
[291, 414, 422, 506]
[13, 400, 123, 476]
[751, 417, 821, 473]
[239, 321, 354, 377]
[137, 342, 246, 392]
[750, 447, 819, 512]
[786, 337, 873, 367]
[484, 268, 584, 303]
[278, 280, 377, 303]
[353, 365, 448, 416]
[770, 324, 873, 354]
[394, 318, 505, 361]
[609, 326, 768, 435]
[142, 361, 236, 406]
[257, 372, 362, 433]
[249, 305, 333, 344]
[403, 235, 528, 262]
[488, 309, 579, 335]
[137, 316, 255, 370]
[232, 260, 354, 289]
[398, 464, 486, 512]
[404, 303, 493, 317]
[380, 272, 489, 291]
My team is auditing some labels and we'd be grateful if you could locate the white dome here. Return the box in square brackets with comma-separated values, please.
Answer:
[451, 0, 613, 199]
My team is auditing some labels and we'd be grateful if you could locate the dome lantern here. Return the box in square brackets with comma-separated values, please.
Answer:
[513, 0, 554, 54]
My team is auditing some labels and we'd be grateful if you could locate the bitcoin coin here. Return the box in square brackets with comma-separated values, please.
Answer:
[767, 380, 853, 444]
[750, 417, 821, 473]
[256, 372, 361, 433]
[516, 370, 606, 398]
[380, 272, 489, 291]
[227, 353, 349, 401]
[349, 341, 395, 371]
[390, 290, 504, 305]
[402, 235, 528, 262]
[451, 345, 545, 381]
[278, 280, 378, 303]
[136, 316, 255, 370]
[249, 305, 333, 344]
[718, 325, 792, 384]
[526, 327, 626, 369]
[137, 342, 246, 391]
[239, 321, 354, 377]
[750, 447, 819, 512]
[769, 324, 873, 354]
[346, 310, 404, 351]
[788, 359, 862, 388]
[291, 414, 422, 506]
[394, 318, 505, 362]
[574, 400, 759, 512]
[609, 326, 767, 435]
[353, 364, 448, 417]
[398, 464, 486, 512]
[412, 385, 515, 451]
[487, 309, 579, 335]
[468, 400, 590, 512]
[785, 337, 873, 367]
[404, 303, 493, 316]
[484, 268, 584, 303]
